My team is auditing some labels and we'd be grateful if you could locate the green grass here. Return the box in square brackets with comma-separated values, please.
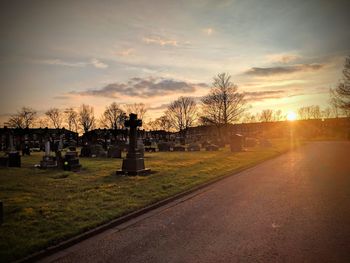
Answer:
[0, 139, 298, 262]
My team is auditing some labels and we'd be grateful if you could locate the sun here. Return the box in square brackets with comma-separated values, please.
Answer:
[286, 111, 297, 121]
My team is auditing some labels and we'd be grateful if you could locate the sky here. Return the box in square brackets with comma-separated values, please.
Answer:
[0, 0, 349, 125]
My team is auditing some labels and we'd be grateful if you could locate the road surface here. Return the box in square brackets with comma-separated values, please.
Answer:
[40, 141, 350, 263]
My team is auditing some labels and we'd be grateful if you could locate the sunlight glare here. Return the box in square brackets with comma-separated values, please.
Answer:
[287, 111, 297, 121]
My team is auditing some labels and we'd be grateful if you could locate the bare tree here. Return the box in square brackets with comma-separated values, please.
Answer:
[100, 102, 126, 130]
[298, 107, 307, 120]
[45, 108, 63, 128]
[331, 55, 350, 115]
[124, 103, 148, 120]
[298, 106, 313, 120]
[322, 107, 332, 119]
[166, 96, 197, 133]
[259, 109, 274, 122]
[241, 112, 256, 123]
[79, 104, 95, 133]
[201, 73, 246, 127]
[36, 117, 47, 128]
[310, 105, 321, 119]
[298, 105, 321, 120]
[64, 108, 79, 132]
[331, 104, 340, 118]
[7, 107, 37, 128]
[154, 115, 172, 131]
[273, 110, 283, 121]
[7, 114, 24, 128]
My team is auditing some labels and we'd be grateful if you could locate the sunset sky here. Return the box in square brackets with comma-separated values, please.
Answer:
[1, 0, 349, 125]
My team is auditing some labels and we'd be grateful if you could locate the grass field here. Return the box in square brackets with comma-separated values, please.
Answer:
[0, 139, 298, 262]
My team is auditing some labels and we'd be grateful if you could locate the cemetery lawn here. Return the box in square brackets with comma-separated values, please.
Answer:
[0, 139, 300, 262]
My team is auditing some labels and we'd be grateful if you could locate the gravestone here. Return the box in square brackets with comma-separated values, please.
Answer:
[230, 134, 244, 152]
[0, 156, 8, 167]
[0, 201, 3, 225]
[144, 139, 157, 152]
[117, 113, 150, 176]
[63, 151, 81, 171]
[205, 144, 219, 151]
[173, 145, 186, 151]
[137, 138, 145, 157]
[245, 138, 257, 147]
[58, 134, 64, 151]
[7, 133, 21, 167]
[22, 144, 31, 156]
[55, 150, 64, 168]
[158, 142, 171, 152]
[216, 140, 226, 148]
[188, 143, 201, 151]
[69, 146, 76, 151]
[80, 144, 107, 157]
[107, 145, 122, 158]
[8, 152, 21, 167]
[260, 138, 272, 147]
[40, 138, 57, 168]
[90, 144, 107, 157]
[201, 141, 210, 148]
[80, 145, 92, 157]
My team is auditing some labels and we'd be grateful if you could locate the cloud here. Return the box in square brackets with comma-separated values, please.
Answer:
[38, 59, 86, 67]
[266, 53, 300, 64]
[53, 95, 70, 100]
[116, 48, 134, 57]
[35, 58, 108, 69]
[71, 77, 207, 99]
[90, 58, 108, 69]
[244, 63, 324, 76]
[149, 103, 170, 110]
[244, 90, 286, 101]
[142, 36, 178, 46]
[202, 27, 214, 36]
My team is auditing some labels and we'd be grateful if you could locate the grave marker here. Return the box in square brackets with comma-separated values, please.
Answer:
[117, 113, 150, 176]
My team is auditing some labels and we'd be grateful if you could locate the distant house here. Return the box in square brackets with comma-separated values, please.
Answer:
[0, 127, 78, 151]
[185, 117, 350, 140]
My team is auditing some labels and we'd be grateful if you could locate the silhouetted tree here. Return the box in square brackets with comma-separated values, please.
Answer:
[64, 108, 79, 132]
[154, 115, 172, 131]
[79, 104, 95, 133]
[45, 108, 63, 128]
[322, 107, 332, 119]
[166, 96, 197, 134]
[259, 109, 274, 122]
[200, 73, 246, 126]
[298, 105, 322, 120]
[100, 102, 126, 130]
[298, 106, 312, 120]
[331, 55, 350, 115]
[310, 105, 321, 119]
[273, 110, 283, 121]
[124, 103, 148, 120]
[241, 112, 257, 123]
[7, 107, 37, 128]
[36, 117, 47, 128]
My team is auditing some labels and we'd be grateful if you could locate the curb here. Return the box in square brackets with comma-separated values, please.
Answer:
[18, 146, 299, 263]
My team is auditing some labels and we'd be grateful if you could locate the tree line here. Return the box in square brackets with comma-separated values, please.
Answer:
[6, 103, 148, 134]
[6, 56, 350, 133]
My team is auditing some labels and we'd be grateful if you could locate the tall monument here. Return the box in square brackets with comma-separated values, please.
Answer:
[117, 113, 151, 176]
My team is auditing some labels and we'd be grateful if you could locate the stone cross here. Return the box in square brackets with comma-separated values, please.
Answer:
[124, 113, 142, 154]
[116, 113, 150, 176]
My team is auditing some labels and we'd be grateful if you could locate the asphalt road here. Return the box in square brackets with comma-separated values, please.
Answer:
[40, 141, 350, 263]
